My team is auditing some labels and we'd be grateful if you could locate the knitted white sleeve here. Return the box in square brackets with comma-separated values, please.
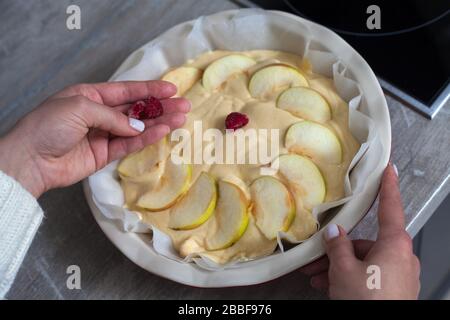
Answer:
[0, 170, 43, 298]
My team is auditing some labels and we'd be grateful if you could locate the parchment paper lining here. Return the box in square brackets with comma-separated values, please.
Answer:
[88, 9, 379, 270]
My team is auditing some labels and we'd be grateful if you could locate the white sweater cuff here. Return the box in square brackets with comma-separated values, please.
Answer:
[0, 170, 43, 298]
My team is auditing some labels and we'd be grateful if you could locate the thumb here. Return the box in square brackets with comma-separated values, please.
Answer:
[324, 224, 359, 270]
[73, 96, 145, 136]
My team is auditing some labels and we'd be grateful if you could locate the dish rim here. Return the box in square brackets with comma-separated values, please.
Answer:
[83, 9, 391, 288]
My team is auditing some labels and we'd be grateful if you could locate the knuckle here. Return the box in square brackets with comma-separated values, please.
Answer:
[70, 83, 90, 93]
[55, 83, 93, 100]
[72, 95, 89, 109]
[396, 231, 413, 251]
[332, 256, 354, 272]
[67, 83, 102, 104]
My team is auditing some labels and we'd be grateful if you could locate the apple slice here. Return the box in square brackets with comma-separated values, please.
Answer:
[277, 87, 331, 123]
[117, 138, 167, 181]
[168, 172, 217, 230]
[205, 180, 250, 250]
[136, 160, 192, 211]
[162, 67, 202, 96]
[277, 154, 326, 210]
[250, 176, 295, 240]
[202, 54, 256, 91]
[249, 65, 308, 99]
[285, 121, 342, 164]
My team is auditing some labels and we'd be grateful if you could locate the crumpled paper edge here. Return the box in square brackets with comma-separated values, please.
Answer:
[88, 9, 379, 270]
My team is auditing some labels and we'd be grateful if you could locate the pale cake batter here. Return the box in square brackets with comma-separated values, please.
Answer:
[118, 50, 360, 264]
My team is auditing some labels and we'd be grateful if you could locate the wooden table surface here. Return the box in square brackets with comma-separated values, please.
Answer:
[1, 0, 449, 299]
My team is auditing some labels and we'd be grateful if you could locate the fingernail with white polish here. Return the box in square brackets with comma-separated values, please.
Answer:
[325, 224, 340, 241]
[393, 164, 399, 177]
[129, 118, 145, 132]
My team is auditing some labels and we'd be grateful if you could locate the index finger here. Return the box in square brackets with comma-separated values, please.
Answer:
[377, 163, 405, 239]
[53, 80, 177, 106]
[92, 80, 177, 105]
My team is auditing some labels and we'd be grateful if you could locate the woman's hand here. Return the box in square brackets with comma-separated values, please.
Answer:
[0, 81, 190, 198]
[301, 164, 421, 299]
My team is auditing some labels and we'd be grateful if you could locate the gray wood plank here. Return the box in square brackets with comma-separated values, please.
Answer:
[1, 0, 448, 299]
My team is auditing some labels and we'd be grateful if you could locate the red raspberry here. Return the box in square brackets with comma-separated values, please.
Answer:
[225, 112, 249, 130]
[143, 96, 163, 119]
[128, 96, 163, 120]
[127, 101, 146, 119]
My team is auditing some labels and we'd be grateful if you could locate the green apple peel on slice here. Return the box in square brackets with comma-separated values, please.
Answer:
[249, 65, 308, 99]
[277, 87, 331, 123]
[137, 161, 192, 211]
[205, 180, 250, 250]
[202, 54, 256, 91]
[117, 138, 167, 179]
[169, 172, 217, 230]
[162, 67, 202, 96]
[277, 154, 326, 210]
[285, 121, 342, 164]
[250, 176, 296, 240]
